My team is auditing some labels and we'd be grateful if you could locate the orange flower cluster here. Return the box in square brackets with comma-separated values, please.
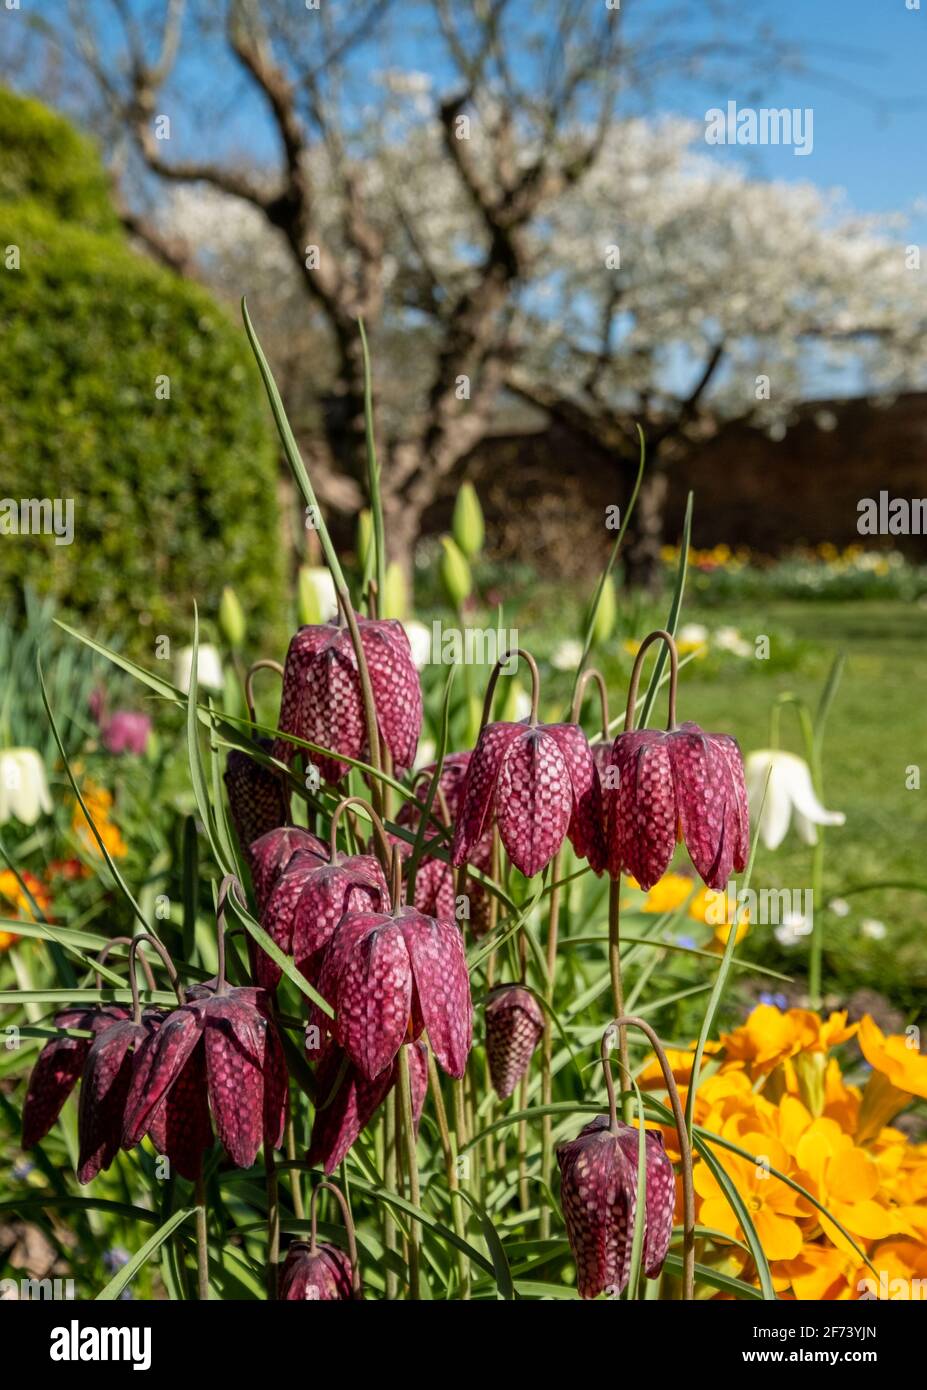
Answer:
[641, 1005, 927, 1299]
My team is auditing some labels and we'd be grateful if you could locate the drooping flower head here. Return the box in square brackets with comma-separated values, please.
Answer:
[485, 984, 545, 1099]
[311, 850, 471, 1083]
[123, 882, 287, 1171]
[394, 752, 492, 933]
[22, 1003, 129, 1150]
[279, 1181, 361, 1301]
[557, 1017, 684, 1300]
[225, 661, 291, 865]
[604, 631, 748, 891]
[306, 1041, 427, 1173]
[257, 797, 389, 992]
[272, 613, 422, 783]
[249, 825, 328, 916]
[451, 649, 605, 878]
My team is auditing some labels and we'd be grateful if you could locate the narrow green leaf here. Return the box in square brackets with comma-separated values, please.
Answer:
[97, 1207, 194, 1300]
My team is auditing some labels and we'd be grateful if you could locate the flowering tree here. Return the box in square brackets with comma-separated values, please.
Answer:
[14, 0, 824, 576]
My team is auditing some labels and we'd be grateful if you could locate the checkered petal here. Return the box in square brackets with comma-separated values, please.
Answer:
[451, 723, 521, 866]
[258, 849, 332, 992]
[202, 996, 267, 1169]
[272, 625, 335, 767]
[557, 1117, 638, 1299]
[249, 826, 328, 916]
[280, 1243, 355, 1301]
[605, 730, 677, 889]
[711, 731, 750, 876]
[615, 1126, 676, 1279]
[360, 618, 423, 772]
[22, 1006, 124, 1149]
[77, 1018, 153, 1184]
[496, 728, 571, 878]
[318, 913, 412, 1081]
[545, 723, 607, 872]
[224, 742, 289, 863]
[122, 1005, 205, 1147]
[399, 909, 472, 1078]
[669, 723, 737, 891]
[306, 1045, 396, 1173]
[290, 856, 388, 987]
[145, 1039, 212, 1182]
[485, 985, 545, 1099]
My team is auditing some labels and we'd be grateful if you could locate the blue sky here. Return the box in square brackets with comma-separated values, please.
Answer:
[156, 0, 926, 237]
[645, 0, 927, 236]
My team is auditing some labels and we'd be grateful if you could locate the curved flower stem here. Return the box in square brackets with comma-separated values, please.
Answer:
[194, 1173, 209, 1300]
[95, 937, 156, 993]
[329, 794, 393, 872]
[308, 1179, 362, 1297]
[574, 666, 611, 740]
[388, 845, 404, 913]
[479, 646, 541, 730]
[601, 1016, 695, 1301]
[245, 659, 284, 724]
[397, 1045, 422, 1299]
[127, 934, 183, 1024]
[625, 629, 679, 732]
[607, 882, 631, 1121]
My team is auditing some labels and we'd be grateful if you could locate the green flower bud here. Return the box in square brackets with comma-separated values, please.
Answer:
[382, 561, 409, 620]
[586, 574, 617, 647]
[439, 535, 472, 609]
[298, 566, 337, 627]
[219, 585, 246, 648]
[356, 508, 373, 571]
[452, 481, 485, 558]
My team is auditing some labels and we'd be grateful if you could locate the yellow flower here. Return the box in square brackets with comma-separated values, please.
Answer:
[0, 868, 52, 950]
[72, 781, 127, 859]
[855, 1015, 927, 1142]
[720, 1005, 856, 1078]
[694, 1133, 808, 1260]
[793, 1116, 915, 1254]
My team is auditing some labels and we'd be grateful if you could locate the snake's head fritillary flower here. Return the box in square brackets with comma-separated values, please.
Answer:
[249, 826, 328, 915]
[123, 883, 288, 1171]
[485, 984, 545, 1099]
[100, 711, 152, 757]
[606, 722, 748, 891]
[451, 719, 605, 878]
[22, 1005, 128, 1150]
[77, 1012, 163, 1184]
[272, 616, 422, 783]
[307, 1041, 427, 1173]
[604, 632, 748, 892]
[224, 743, 290, 866]
[259, 845, 388, 993]
[393, 752, 492, 931]
[123, 982, 287, 1170]
[280, 1242, 355, 1301]
[312, 898, 471, 1082]
[557, 1116, 674, 1298]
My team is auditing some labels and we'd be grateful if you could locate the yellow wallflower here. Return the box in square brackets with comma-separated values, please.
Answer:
[0, 868, 52, 950]
[856, 1015, 927, 1142]
[72, 781, 127, 859]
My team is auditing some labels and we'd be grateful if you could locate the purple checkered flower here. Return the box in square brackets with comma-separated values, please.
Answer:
[485, 985, 545, 1099]
[273, 615, 422, 783]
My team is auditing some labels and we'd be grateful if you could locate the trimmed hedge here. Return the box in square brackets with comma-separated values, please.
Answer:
[0, 90, 282, 650]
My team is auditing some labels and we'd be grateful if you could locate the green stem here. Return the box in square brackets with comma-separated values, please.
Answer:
[397, 1046, 422, 1299]
[194, 1174, 209, 1300]
[608, 879, 632, 1123]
